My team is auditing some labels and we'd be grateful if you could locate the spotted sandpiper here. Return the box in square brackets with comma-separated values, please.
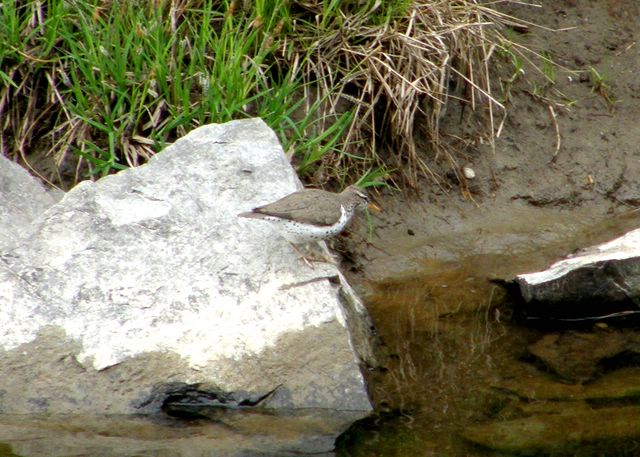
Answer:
[239, 185, 378, 263]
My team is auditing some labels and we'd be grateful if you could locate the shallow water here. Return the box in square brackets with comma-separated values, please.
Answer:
[339, 262, 537, 455]
[0, 409, 360, 456]
[337, 209, 640, 456]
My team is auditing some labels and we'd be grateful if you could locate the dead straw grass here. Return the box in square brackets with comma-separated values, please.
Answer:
[283, 0, 528, 188]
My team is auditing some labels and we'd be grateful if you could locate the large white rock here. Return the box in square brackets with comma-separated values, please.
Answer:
[0, 119, 377, 414]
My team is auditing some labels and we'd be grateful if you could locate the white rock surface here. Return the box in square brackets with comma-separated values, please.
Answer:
[0, 119, 377, 414]
[0, 158, 60, 247]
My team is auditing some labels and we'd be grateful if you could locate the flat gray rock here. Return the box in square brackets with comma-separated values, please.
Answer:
[0, 119, 377, 415]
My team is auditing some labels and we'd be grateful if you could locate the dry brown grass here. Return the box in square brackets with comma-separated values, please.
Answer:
[282, 0, 530, 188]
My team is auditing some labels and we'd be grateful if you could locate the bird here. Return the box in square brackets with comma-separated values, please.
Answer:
[238, 185, 378, 264]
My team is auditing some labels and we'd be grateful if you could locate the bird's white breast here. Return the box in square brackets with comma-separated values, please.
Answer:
[277, 205, 352, 244]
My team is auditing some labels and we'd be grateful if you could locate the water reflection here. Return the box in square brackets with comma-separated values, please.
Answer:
[340, 210, 640, 456]
[0, 408, 360, 456]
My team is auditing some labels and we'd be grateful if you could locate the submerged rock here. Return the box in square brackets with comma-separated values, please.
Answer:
[0, 119, 378, 415]
[0, 410, 357, 457]
[475, 329, 640, 454]
[527, 330, 640, 383]
[497, 365, 640, 402]
[462, 403, 640, 454]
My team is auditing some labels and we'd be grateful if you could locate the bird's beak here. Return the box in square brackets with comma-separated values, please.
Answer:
[367, 202, 382, 213]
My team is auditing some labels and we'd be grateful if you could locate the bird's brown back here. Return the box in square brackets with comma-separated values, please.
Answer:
[251, 189, 343, 226]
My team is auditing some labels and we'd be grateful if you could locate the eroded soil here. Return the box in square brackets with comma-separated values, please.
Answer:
[346, 0, 640, 281]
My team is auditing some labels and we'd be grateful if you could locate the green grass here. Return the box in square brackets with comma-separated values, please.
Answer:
[0, 0, 383, 186]
[0, 0, 521, 190]
[589, 66, 615, 109]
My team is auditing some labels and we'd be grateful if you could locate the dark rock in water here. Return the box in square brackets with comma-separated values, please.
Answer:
[158, 383, 277, 419]
[515, 229, 640, 324]
[481, 327, 640, 455]
[496, 365, 640, 402]
[462, 404, 640, 454]
[526, 330, 640, 383]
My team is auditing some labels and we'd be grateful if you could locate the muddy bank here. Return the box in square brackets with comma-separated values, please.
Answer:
[345, 0, 639, 281]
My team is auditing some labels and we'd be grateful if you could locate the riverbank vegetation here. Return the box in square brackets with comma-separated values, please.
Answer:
[1, 0, 525, 189]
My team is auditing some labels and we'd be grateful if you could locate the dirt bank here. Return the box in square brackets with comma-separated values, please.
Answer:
[346, 0, 640, 282]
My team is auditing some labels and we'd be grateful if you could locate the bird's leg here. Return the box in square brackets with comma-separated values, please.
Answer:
[288, 242, 315, 268]
[288, 243, 336, 267]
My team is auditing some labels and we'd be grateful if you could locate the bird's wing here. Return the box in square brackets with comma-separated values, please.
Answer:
[253, 189, 342, 226]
